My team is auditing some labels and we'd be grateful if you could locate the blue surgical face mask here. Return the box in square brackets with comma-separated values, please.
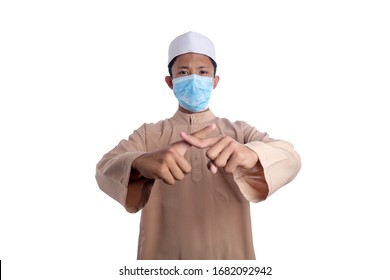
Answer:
[172, 74, 213, 112]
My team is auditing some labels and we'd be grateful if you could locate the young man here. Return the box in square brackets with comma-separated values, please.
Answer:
[95, 31, 301, 260]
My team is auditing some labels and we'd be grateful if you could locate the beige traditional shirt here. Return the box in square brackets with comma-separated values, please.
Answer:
[95, 110, 301, 260]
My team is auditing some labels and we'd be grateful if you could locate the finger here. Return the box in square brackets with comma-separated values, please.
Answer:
[192, 123, 217, 139]
[211, 141, 236, 169]
[160, 167, 176, 185]
[206, 136, 233, 160]
[207, 161, 218, 174]
[162, 176, 175, 185]
[174, 124, 217, 155]
[179, 124, 219, 149]
[181, 133, 223, 149]
[164, 149, 192, 180]
[167, 163, 186, 182]
[224, 152, 241, 173]
[174, 153, 192, 174]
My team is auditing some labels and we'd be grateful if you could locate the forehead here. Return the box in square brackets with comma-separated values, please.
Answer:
[173, 53, 213, 68]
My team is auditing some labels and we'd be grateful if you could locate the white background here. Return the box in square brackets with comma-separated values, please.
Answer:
[1, 0, 389, 279]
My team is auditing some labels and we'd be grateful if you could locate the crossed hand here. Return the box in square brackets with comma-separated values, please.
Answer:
[132, 124, 259, 185]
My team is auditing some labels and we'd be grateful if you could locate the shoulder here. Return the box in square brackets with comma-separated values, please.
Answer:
[214, 116, 267, 143]
[138, 117, 171, 134]
[214, 116, 254, 130]
[139, 117, 180, 148]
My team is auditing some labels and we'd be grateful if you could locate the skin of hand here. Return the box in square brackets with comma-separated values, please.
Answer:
[180, 130, 259, 174]
[131, 124, 217, 185]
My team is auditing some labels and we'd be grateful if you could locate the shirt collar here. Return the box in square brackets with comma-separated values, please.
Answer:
[172, 109, 216, 124]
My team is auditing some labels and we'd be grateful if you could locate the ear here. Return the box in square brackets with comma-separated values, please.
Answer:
[213, 75, 220, 89]
[165, 76, 173, 89]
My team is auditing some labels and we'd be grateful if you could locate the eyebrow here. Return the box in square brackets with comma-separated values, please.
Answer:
[177, 65, 210, 69]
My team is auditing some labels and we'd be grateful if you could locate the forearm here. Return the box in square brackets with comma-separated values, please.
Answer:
[96, 151, 153, 213]
[234, 161, 269, 202]
[234, 140, 301, 202]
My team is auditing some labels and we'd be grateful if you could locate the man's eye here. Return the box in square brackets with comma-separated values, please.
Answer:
[178, 71, 188, 75]
[199, 70, 208, 75]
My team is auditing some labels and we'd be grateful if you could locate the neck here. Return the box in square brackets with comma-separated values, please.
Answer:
[178, 106, 210, 114]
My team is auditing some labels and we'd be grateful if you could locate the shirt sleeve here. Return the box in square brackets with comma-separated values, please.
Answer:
[233, 123, 301, 203]
[95, 124, 155, 213]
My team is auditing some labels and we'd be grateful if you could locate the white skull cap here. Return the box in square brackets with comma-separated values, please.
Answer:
[168, 31, 216, 65]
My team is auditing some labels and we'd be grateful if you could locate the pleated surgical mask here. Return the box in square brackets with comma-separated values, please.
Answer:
[172, 74, 213, 112]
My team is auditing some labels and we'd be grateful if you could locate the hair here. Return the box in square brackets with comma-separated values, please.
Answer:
[168, 56, 217, 77]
